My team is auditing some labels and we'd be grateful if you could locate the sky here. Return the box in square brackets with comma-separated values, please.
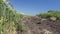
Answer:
[10, 0, 60, 15]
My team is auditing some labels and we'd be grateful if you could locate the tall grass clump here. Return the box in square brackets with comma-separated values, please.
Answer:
[0, 0, 26, 34]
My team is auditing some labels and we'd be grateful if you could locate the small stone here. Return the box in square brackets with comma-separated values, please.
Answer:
[50, 17, 56, 21]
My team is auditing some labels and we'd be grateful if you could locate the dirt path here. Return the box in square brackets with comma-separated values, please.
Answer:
[18, 16, 60, 34]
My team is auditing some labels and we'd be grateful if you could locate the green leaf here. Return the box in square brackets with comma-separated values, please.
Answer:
[0, 0, 2, 3]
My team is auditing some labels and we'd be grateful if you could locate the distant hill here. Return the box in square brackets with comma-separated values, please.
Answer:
[36, 10, 60, 20]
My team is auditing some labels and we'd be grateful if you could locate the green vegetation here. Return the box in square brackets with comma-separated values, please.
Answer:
[0, 0, 60, 34]
[0, 0, 27, 34]
[37, 10, 60, 20]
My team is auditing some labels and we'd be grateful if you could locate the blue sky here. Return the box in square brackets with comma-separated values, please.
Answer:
[10, 0, 60, 15]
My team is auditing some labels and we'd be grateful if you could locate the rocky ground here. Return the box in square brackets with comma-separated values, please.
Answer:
[18, 16, 60, 34]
